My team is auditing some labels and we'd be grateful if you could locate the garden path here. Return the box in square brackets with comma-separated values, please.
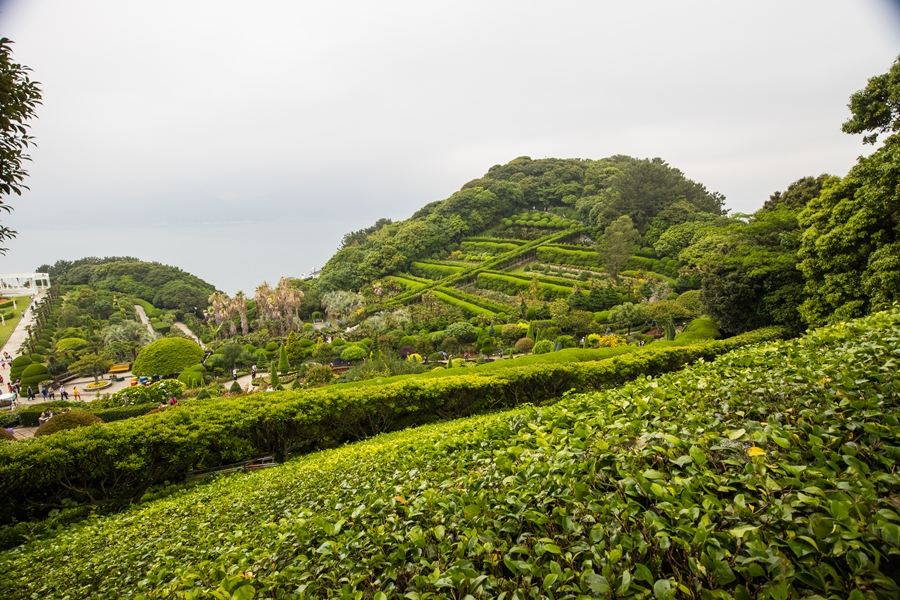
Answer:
[0, 290, 44, 359]
[174, 322, 206, 349]
[133, 304, 155, 337]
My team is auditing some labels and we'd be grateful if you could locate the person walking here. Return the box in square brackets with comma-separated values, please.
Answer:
[73, 387, 81, 401]
[251, 364, 257, 379]
[26, 385, 34, 400]
[232, 368, 238, 381]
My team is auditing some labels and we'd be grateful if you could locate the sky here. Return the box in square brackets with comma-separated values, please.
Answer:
[0, 0, 898, 293]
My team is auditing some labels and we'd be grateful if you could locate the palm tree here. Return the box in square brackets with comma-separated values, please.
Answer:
[254, 282, 273, 329]
[233, 291, 249, 336]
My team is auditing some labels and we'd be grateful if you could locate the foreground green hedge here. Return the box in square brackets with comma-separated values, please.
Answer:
[1, 313, 897, 598]
[0, 327, 782, 523]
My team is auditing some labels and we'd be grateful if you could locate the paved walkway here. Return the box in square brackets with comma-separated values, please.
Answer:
[133, 304, 155, 336]
[0, 291, 44, 359]
[174, 321, 206, 349]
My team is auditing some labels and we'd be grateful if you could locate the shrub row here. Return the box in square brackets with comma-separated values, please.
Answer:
[460, 236, 526, 245]
[384, 275, 427, 291]
[431, 289, 496, 317]
[536, 245, 601, 268]
[434, 286, 513, 314]
[625, 255, 678, 278]
[0, 327, 784, 523]
[476, 272, 573, 301]
[459, 241, 521, 255]
[408, 261, 463, 280]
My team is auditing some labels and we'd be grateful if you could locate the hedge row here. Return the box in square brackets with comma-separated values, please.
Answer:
[434, 286, 514, 314]
[384, 275, 427, 291]
[0, 327, 784, 523]
[460, 236, 526, 245]
[408, 261, 463, 280]
[10, 402, 160, 427]
[475, 272, 573, 301]
[625, 255, 678, 278]
[536, 245, 601, 268]
[500, 270, 580, 288]
[431, 289, 496, 317]
[459, 241, 521, 255]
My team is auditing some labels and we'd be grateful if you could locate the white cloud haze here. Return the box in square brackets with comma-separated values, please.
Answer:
[0, 0, 898, 292]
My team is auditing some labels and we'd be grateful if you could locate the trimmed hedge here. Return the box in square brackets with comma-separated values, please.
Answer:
[0, 326, 784, 523]
[459, 241, 520, 255]
[536, 245, 601, 268]
[33, 412, 104, 437]
[434, 286, 513, 314]
[384, 275, 427, 291]
[408, 261, 463, 280]
[432, 290, 495, 317]
[132, 338, 203, 376]
[475, 272, 572, 301]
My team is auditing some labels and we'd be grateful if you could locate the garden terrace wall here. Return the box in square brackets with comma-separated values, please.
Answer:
[431, 289, 496, 317]
[0, 327, 783, 523]
[408, 262, 463, 280]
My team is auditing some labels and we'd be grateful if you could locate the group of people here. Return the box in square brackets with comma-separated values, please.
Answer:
[156, 396, 179, 409]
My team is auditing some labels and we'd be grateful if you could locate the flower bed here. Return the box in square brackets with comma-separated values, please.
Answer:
[84, 381, 112, 391]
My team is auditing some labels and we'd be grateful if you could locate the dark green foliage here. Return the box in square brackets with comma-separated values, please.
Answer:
[41, 258, 215, 315]
[33, 411, 103, 437]
[408, 261, 463, 280]
[229, 381, 241, 393]
[841, 55, 900, 144]
[196, 389, 211, 400]
[0, 429, 14, 442]
[444, 321, 477, 343]
[0, 37, 42, 250]
[305, 364, 333, 386]
[536, 245, 600, 268]
[132, 338, 203, 376]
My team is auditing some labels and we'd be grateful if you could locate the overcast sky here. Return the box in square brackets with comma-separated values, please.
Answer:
[0, 1, 898, 293]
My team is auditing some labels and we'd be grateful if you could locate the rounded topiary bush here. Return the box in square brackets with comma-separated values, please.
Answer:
[195, 389, 211, 400]
[177, 369, 205, 388]
[515, 337, 535, 354]
[532, 340, 553, 355]
[132, 338, 204, 377]
[229, 381, 242, 393]
[340, 345, 367, 362]
[265, 342, 278, 352]
[9, 355, 32, 380]
[21, 362, 52, 386]
[34, 411, 104, 437]
[0, 429, 16, 442]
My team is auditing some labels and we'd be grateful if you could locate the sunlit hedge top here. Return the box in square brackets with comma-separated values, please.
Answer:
[131, 338, 203, 376]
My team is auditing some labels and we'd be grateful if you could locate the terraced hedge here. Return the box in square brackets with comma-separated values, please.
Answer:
[476, 272, 573, 300]
[537, 245, 601, 268]
[460, 241, 521, 255]
[435, 286, 514, 314]
[409, 261, 464, 280]
[3, 313, 898, 598]
[432, 289, 496, 317]
[0, 328, 781, 524]
[384, 275, 427, 291]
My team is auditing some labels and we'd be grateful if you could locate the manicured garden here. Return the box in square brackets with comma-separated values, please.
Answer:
[1, 308, 896, 598]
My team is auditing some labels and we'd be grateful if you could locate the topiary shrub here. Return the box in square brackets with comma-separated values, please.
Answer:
[0, 429, 15, 442]
[195, 389, 211, 400]
[34, 412, 103, 437]
[21, 363, 52, 387]
[305, 365, 333, 386]
[265, 342, 278, 352]
[177, 368, 205, 388]
[9, 356, 32, 381]
[554, 335, 577, 349]
[340, 346, 367, 362]
[445, 322, 477, 344]
[515, 337, 535, 354]
[532, 340, 553, 355]
[229, 381, 242, 393]
[132, 338, 204, 376]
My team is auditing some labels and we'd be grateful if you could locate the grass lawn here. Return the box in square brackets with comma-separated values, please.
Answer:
[0, 296, 30, 350]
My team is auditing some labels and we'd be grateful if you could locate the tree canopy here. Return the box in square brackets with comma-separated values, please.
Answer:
[0, 38, 42, 253]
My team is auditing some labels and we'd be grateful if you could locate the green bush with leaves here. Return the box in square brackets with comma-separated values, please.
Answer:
[409, 261, 463, 280]
[536, 245, 601, 268]
[33, 411, 104, 437]
[432, 289, 496, 317]
[132, 338, 203, 376]
[8, 355, 32, 381]
[20, 362, 51, 386]
[340, 345, 367, 362]
[532, 339, 553, 354]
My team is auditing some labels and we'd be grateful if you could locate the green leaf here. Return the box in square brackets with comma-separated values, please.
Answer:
[654, 579, 675, 600]
[729, 525, 759, 539]
[584, 572, 610, 594]
[231, 585, 256, 600]
[727, 428, 746, 440]
[689, 445, 708, 467]
[635, 562, 653, 582]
